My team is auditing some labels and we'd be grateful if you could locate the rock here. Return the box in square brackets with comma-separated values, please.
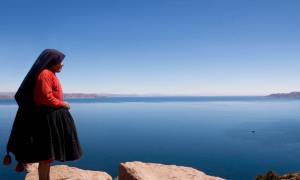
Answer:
[255, 171, 300, 180]
[118, 161, 224, 180]
[255, 171, 279, 180]
[25, 163, 112, 180]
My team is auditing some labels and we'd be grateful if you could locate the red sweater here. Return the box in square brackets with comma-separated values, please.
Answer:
[34, 69, 65, 108]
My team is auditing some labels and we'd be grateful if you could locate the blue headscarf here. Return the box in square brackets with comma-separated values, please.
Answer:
[15, 49, 65, 107]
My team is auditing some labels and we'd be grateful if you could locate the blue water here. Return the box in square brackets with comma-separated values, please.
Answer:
[1, 97, 300, 180]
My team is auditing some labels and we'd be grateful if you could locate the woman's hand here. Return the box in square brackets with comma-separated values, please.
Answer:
[63, 102, 70, 109]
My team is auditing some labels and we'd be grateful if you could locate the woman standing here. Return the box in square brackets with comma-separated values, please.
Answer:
[3, 49, 83, 180]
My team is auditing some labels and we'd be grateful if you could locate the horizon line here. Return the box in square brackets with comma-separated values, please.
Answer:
[1, 91, 298, 97]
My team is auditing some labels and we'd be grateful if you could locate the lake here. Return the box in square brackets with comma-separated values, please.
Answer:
[1, 97, 300, 179]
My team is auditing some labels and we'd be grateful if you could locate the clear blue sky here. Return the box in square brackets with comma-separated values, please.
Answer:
[0, 0, 299, 95]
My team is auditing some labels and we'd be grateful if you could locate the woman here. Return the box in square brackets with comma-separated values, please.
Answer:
[3, 49, 83, 180]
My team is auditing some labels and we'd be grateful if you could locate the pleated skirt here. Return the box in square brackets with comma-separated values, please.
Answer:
[13, 106, 83, 163]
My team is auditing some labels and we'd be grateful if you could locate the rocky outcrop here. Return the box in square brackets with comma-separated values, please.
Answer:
[22, 162, 300, 180]
[256, 171, 300, 180]
[118, 161, 224, 180]
[25, 163, 112, 180]
[24, 161, 225, 180]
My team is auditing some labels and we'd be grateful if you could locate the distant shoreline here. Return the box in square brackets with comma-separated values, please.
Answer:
[0, 92, 103, 100]
[267, 92, 300, 99]
[0, 92, 262, 100]
[0, 92, 299, 100]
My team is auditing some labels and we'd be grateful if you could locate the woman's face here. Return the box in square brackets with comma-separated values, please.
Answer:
[50, 62, 64, 73]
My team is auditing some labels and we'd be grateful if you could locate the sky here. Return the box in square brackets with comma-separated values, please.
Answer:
[0, 0, 299, 96]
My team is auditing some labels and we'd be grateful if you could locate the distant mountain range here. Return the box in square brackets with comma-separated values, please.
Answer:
[0, 92, 103, 100]
[0, 92, 15, 99]
[267, 92, 300, 99]
[0, 92, 164, 100]
[1, 92, 300, 100]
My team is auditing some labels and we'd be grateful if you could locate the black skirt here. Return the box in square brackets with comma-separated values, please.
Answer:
[9, 106, 83, 163]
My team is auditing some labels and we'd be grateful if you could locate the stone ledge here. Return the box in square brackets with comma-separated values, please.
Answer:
[25, 163, 112, 180]
[118, 161, 225, 180]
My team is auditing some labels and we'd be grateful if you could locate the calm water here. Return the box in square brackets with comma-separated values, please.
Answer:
[1, 97, 300, 180]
